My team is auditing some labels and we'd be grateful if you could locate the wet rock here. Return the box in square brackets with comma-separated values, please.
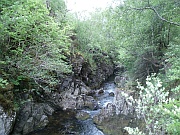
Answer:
[49, 91, 98, 111]
[60, 77, 72, 91]
[47, 82, 98, 111]
[98, 89, 104, 95]
[87, 90, 96, 96]
[94, 114, 143, 135]
[80, 83, 92, 94]
[92, 92, 144, 135]
[93, 103, 116, 124]
[114, 88, 135, 115]
[114, 64, 125, 75]
[109, 92, 115, 97]
[84, 96, 98, 110]
[60, 94, 77, 110]
[43, 104, 54, 116]
[12, 102, 54, 135]
[46, 92, 63, 109]
[114, 76, 127, 88]
[0, 106, 16, 135]
[38, 115, 48, 128]
[22, 117, 34, 135]
[76, 111, 90, 120]
[114, 76, 121, 84]
[81, 54, 114, 89]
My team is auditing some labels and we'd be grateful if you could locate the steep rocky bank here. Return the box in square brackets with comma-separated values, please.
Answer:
[0, 106, 16, 135]
[92, 77, 145, 135]
[0, 52, 115, 135]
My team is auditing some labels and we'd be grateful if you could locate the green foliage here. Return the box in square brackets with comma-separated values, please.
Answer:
[46, 0, 67, 22]
[162, 100, 180, 135]
[0, 0, 73, 87]
[123, 75, 180, 135]
[73, 0, 180, 89]
[74, 10, 120, 71]
[0, 0, 74, 110]
[103, 0, 180, 83]
[164, 40, 180, 93]
[0, 78, 8, 88]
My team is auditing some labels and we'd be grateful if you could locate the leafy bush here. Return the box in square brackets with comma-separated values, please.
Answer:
[0, 78, 8, 88]
[0, 0, 73, 89]
[123, 74, 180, 135]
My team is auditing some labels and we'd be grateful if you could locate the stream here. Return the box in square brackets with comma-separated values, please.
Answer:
[28, 77, 116, 135]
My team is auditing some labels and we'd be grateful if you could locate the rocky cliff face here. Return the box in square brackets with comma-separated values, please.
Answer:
[46, 82, 98, 110]
[0, 106, 16, 135]
[81, 54, 114, 89]
[11, 102, 54, 135]
[48, 53, 114, 111]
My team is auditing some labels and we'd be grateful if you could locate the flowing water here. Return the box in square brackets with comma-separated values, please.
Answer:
[79, 80, 116, 135]
[29, 77, 116, 135]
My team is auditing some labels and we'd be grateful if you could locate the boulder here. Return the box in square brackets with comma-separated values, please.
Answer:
[98, 89, 104, 95]
[0, 106, 16, 135]
[114, 88, 135, 115]
[87, 90, 96, 96]
[114, 76, 127, 87]
[93, 103, 116, 124]
[12, 102, 54, 135]
[75, 111, 90, 120]
[114, 76, 121, 84]
[60, 94, 98, 110]
[109, 92, 115, 97]
[93, 93, 144, 135]
[84, 96, 98, 110]
[47, 82, 98, 110]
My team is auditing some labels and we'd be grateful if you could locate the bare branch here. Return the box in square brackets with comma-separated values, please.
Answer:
[129, 6, 180, 26]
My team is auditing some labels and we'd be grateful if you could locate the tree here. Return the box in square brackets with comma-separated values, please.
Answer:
[0, 0, 73, 94]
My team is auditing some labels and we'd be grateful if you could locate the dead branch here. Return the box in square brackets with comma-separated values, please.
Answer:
[129, 6, 180, 26]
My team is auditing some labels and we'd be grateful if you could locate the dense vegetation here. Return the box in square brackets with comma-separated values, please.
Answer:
[0, 0, 179, 134]
[0, 0, 73, 109]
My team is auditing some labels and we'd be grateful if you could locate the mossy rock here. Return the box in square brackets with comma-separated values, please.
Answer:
[95, 114, 145, 135]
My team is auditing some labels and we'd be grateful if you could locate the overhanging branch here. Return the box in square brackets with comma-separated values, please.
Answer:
[129, 6, 180, 26]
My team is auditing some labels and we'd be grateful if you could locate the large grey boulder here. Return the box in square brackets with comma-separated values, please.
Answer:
[47, 81, 98, 110]
[12, 102, 54, 135]
[60, 93, 98, 110]
[0, 106, 16, 135]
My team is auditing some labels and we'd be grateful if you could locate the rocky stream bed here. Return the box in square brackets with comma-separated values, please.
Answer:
[0, 53, 144, 135]
[25, 77, 144, 135]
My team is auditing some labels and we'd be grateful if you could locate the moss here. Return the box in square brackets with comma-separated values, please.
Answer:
[0, 94, 14, 112]
[0, 83, 14, 112]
